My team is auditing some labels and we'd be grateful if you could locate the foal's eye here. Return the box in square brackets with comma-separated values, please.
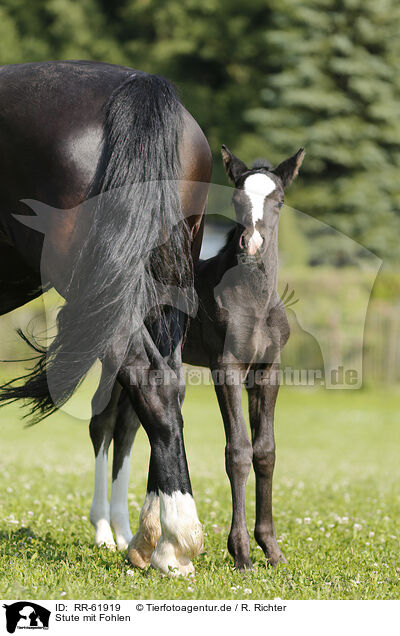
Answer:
[278, 202, 284, 209]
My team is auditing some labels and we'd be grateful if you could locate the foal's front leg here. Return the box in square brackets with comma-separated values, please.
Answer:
[247, 363, 287, 566]
[212, 364, 253, 570]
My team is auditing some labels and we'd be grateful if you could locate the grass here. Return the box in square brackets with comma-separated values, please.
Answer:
[0, 383, 399, 599]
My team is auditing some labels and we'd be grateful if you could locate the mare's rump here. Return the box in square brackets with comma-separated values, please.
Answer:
[0, 63, 192, 420]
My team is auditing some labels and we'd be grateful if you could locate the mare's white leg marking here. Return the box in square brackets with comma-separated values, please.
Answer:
[150, 492, 203, 577]
[128, 492, 161, 569]
[89, 442, 115, 549]
[110, 451, 133, 551]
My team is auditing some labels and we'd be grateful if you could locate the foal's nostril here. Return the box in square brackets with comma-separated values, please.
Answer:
[239, 232, 246, 249]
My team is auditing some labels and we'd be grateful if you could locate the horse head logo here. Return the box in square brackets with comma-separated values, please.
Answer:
[3, 602, 50, 634]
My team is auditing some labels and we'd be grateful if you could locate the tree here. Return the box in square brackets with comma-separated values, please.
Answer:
[0, 0, 123, 64]
[245, 0, 400, 264]
[1, 0, 399, 263]
[113, 0, 274, 183]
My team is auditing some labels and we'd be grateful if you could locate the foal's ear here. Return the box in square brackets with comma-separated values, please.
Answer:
[221, 145, 248, 183]
[273, 148, 305, 188]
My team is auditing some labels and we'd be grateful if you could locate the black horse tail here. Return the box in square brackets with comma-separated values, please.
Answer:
[0, 73, 192, 420]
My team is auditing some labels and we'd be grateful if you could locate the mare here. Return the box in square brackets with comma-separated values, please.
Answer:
[0, 60, 212, 576]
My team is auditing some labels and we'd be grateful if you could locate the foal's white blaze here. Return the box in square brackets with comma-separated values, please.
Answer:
[110, 451, 133, 550]
[243, 173, 276, 254]
[244, 172, 276, 223]
[89, 442, 115, 548]
[150, 491, 203, 576]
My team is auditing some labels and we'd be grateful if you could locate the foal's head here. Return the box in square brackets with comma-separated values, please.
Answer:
[221, 145, 305, 256]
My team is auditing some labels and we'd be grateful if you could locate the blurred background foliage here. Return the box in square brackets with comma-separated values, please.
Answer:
[0, 0, 399, 383]
[1, 0, 400, 265]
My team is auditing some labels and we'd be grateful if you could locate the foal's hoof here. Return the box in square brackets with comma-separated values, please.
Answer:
[254, 531, 288, 568]
[234, 557, 254, 571]
[267, 551, 288, 568]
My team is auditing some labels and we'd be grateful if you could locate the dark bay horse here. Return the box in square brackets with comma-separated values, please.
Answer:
[89, 145, 304, 571]
[0, 60, 212, 576]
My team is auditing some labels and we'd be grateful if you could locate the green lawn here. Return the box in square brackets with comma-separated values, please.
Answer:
[0, 384, 399, 599]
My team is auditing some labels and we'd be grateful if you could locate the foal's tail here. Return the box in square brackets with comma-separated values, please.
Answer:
[0, 73, 191, 420]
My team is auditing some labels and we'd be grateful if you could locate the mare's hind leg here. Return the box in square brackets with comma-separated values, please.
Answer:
[106, 391, 161, 568]
[127, 461, 161, 569]
[89, 382, 121, 549]
[110, 390, 140, 550]
[128, 346, 185, 569]
[246, 363, 287, 567]
[119, 328, 203, 577]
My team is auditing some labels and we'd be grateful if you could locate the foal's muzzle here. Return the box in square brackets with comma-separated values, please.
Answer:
[240, 227, 263, 256]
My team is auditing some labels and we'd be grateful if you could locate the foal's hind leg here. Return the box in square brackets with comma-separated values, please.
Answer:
[247, 363, 287, 567]
[89, 382, 121, 549]
[110, 390, 141, 550]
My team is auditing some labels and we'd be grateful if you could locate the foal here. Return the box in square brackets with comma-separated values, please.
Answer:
[89, 146, 304, 571]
